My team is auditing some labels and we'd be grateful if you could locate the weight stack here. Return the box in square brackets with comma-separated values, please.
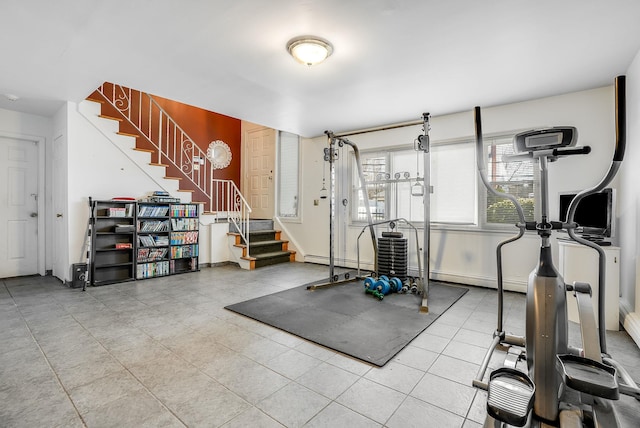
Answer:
[377, 231, 408, 281]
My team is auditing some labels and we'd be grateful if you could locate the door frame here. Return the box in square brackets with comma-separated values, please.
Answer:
[0, 131, 46, 276]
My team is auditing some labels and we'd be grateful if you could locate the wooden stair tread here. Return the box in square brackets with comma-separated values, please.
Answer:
[117, 131, 139, 138]
[86, 97, 104, 104]
[163, 176, 182, 181]
[134, 147, 155, 153]
[242, 250, 294, 261]
[98, 114, 123, 121]
[149, 163, 168, 167]
[233, 239, 288, 249]
[249, 239, 288, 246]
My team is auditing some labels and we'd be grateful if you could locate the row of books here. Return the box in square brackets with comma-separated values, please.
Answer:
[105, 204, 135, 217]
[171, 244, 199, 259]
[137, 261, 170, 279]
[137, 247, 168, 262]
[138, 205, 169, 217]
[138, 234, 169, 247]
[138, 220, 170, 232]
[171, 218, 199, 231]
[171, 204, 198, 218]
[171, 231, 199, 245]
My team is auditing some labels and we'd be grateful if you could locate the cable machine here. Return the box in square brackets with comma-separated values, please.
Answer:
[309, 113, 433, 313]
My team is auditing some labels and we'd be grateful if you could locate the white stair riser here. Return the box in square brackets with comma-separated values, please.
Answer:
[111, 134, 137, 151]
[79, 100, 102, 116]
[227, 234, 251, 270]
[177, 192, 192, 203]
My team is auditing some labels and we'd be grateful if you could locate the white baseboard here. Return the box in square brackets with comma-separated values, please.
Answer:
[430, 271, 527, 293]
[300, 256, 528, 292]
[620, 300, 640, 349]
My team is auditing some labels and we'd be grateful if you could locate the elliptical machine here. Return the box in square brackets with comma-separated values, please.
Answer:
[472, 75, 640, 427]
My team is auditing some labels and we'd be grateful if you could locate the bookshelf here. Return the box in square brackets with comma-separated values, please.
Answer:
[169, 204, 200, 274]
[90, 199, 136, 286]
[136, 202, 170, 279]
[89, 199, 200, 286]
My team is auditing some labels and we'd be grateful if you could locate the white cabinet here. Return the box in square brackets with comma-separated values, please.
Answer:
[558, 240, 620, 331]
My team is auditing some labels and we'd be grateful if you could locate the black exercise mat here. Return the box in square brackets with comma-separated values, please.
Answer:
[225, 279, 468, 366]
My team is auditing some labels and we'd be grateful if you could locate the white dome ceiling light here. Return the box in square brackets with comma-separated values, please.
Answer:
[286, 36, 333, 66]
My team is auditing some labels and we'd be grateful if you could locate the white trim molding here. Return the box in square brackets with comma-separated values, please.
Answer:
[621, 300, 640, 348]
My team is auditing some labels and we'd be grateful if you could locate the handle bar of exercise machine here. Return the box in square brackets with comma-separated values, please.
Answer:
[503, 146, 591, 163]
[474, 107, 526, 337]
[566, 75, 626, 354]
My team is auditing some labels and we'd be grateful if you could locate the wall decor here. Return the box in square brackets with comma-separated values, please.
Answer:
[206, 140, 232, 169]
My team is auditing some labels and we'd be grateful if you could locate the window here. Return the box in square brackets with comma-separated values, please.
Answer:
[353, 152, 388, 222]
[277, 131, 300, 219]
[352, 142, 477, 225]
[482, 135, 537, 226]
[352, 149, 427, 224]
[431, 141, 477, 224]
[351, 134, 537, 228]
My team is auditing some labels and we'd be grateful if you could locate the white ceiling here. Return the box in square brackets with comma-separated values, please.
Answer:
[2, 0, 640, 137]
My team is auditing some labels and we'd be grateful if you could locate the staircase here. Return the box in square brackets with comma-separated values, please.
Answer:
[80, 82, 294, 270]
[228, 219, 295, 270]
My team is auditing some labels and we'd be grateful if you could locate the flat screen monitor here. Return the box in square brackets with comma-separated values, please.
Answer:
[558, 188, 614, 238]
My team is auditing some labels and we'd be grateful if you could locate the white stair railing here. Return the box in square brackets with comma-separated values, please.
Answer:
[213, 179, 252, 256]
[96, 82, 213, 209]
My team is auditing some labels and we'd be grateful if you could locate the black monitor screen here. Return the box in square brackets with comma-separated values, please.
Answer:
[558, 189, 613, 237]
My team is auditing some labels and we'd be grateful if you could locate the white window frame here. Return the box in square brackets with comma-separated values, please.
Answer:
[277, 131, 301, 221]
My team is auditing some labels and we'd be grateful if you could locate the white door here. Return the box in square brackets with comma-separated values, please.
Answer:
[0, 137, 39, 278]
[246, 128, 275, 219]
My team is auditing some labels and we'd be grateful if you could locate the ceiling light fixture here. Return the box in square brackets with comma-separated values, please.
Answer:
[4, 94, 19, 101]
[287, 36, 333, 66]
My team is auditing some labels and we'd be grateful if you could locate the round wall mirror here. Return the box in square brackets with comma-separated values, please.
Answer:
[206, 140, 232, 169]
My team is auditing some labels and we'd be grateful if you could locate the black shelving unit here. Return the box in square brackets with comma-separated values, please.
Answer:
[89, 199, 200, 286]
[90, 199, 136, 286]
[136, 202, 170, 279]
[169, 204, 200, 274]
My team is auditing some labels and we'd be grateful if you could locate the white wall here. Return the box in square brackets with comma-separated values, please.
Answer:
[620, 50, 640, 345]
[52, 105, 69, 281]
[287, 86, 618, 292]
[0, 108, 52, 275]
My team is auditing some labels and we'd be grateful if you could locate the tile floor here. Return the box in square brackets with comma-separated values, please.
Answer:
[1, 262, 639, 427]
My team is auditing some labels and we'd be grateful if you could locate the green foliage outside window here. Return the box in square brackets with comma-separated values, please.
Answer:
[486, 198, 535, 224]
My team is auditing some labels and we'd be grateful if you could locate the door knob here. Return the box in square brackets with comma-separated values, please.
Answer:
[56, 213, 63, 218]
[30, 212, 38, 218]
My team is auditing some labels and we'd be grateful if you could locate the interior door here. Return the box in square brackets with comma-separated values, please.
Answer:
[0, 136, 39, 278]
[246, 128, 275, 219]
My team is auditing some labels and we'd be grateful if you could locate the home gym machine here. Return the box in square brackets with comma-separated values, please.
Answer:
[472, 75, 640, 427]
[309, 113, 433, 312]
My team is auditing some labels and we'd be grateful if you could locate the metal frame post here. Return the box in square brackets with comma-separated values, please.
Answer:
[418, 113, 431, 312]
